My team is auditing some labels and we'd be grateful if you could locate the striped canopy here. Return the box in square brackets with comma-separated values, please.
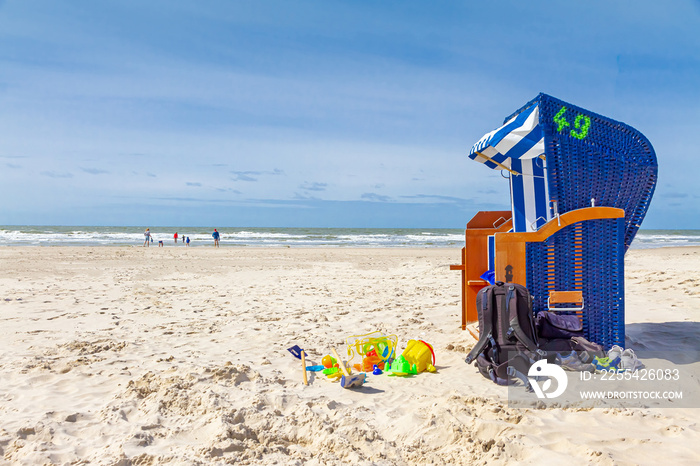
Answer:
[468, 103, 544, 173]
[468, 103, 550, 233]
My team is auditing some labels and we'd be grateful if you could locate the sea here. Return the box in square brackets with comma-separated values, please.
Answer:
[0, 226, 699, 249]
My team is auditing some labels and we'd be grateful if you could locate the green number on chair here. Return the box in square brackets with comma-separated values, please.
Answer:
[554, 106, 591, 140]
[570, 114, 591, 140]
[554, 106, 570, 132]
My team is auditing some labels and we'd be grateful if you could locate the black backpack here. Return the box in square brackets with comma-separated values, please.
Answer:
[465, 282, 545, 386]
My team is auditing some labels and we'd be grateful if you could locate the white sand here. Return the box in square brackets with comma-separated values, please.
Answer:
[0, 246, 698, 464]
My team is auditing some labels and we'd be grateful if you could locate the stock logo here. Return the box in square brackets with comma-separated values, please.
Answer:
[528, 360, 568, 399]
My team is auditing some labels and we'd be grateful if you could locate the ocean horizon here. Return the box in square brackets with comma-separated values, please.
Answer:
[1, 225, 699, 249]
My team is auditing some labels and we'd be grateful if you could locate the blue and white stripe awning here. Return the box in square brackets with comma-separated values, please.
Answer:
[468, 103, 551, 232]
[468, 103, 545, 173]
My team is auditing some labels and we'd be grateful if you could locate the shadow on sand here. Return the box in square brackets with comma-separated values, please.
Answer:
[626, 321, 700, 365]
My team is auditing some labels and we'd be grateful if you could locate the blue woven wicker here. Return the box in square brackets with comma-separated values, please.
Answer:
[526, 216, 625, 349]
[505, 93, 658, 251]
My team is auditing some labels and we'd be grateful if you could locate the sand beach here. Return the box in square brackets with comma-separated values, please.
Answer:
[0, 246, 698, 464]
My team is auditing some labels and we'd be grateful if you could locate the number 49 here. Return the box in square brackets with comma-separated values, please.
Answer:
[554, 106, 591, 140]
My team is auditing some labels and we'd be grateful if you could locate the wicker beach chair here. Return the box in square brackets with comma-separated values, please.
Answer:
[451, 93, 658, 349]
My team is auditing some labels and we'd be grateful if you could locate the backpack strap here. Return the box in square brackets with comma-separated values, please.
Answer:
[465, 286, 493, 364]
[506, 285, 545, 357]
[506, 365, 533, 392]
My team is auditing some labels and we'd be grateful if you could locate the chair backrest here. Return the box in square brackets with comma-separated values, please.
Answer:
[504, 93, 658, 250]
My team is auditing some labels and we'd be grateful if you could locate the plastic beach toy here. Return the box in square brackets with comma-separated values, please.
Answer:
[346, 331, 397, 368]
[322, 367, 342, 381]
[401, 340, 436, 373]
[353, 349, 385, 372]
[386, 355, 417, 377]
[332, 347, 366, 389]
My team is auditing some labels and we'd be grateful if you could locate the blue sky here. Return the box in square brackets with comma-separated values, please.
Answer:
[1, 1, 698, 228]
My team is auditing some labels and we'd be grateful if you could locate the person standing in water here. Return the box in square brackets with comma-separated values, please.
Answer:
[143, 228, 151, 247]
[174, 232, 178, 244]
[212, 229, 220, 248]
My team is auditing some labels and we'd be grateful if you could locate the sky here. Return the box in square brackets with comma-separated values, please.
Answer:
[1, 1, 699, 228]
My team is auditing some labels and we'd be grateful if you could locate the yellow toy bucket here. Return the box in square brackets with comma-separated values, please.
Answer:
[401, 340, 436, 373]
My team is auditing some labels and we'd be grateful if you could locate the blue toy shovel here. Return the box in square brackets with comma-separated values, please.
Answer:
[287, 345, 303, 359]
[287, 345, 308, 385]
[331, 348, 366, 389]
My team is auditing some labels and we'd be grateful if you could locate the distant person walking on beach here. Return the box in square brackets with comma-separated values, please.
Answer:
[186, 236, 190, 247]
[174, 232, 178, 244]
[212, 229, 220, 247]
[143, 228, 151, 247]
